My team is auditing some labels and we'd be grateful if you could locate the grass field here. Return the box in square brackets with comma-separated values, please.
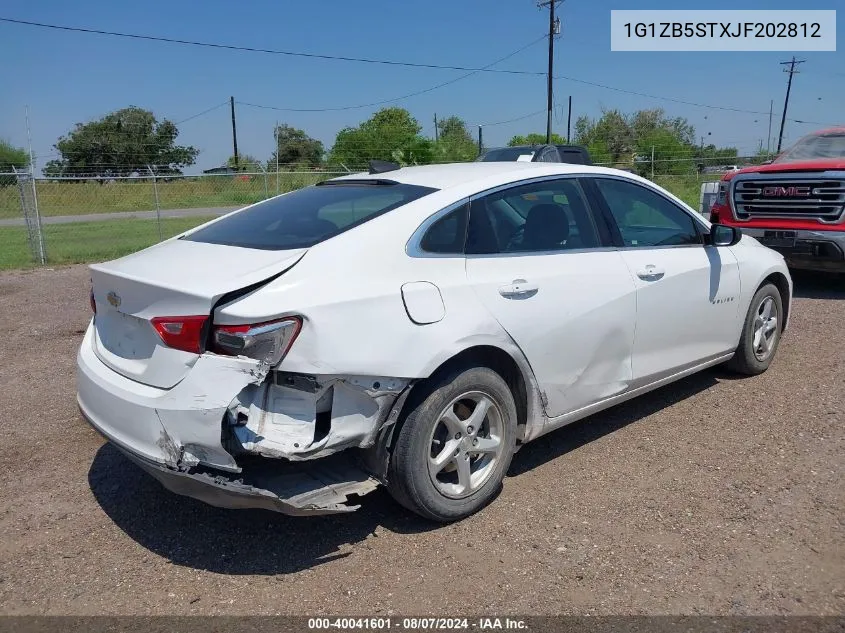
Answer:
[0, 172, 717, 220]
[0, 173, 720, 270]
[0, 216, 216, 270]
[0, 172, 337, 219]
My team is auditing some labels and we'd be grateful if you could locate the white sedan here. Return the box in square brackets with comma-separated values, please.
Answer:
[77, 162, 792, 521]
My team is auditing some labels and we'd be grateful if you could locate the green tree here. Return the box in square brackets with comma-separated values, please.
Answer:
[226, 154, 262, 171]
[434, 116, 477, 162]
[0, 140, 29, 186]
[633, 127, 694, 176]
[44, 106, 198, 177]
[630, 108, 695, 147]
[507, 133, 567, 146]
[270, 124, 324, 168]
[575, 107, 737, 176]
[329, 107, 432, 167]
[575, 109, 634, 166]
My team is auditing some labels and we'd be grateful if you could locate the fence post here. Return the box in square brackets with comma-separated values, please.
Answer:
[147, 165, 163, 240]
[650, 145, 655, 180]
[13, 166, 46, 265]
[259, 163, 269, 200]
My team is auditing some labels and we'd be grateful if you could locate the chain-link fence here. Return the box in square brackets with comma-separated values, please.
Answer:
[0, 163, 730, 270]
[0, 168, 347, 269]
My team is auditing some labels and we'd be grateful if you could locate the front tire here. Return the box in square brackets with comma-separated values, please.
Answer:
[386, 366, 517, 522]
[726, 283, 783, 375]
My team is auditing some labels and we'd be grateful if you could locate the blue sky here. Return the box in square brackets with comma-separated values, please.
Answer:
[0, 0, 842, 173]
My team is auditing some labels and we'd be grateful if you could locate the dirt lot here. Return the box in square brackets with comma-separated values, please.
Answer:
[0, 264, 842, 616]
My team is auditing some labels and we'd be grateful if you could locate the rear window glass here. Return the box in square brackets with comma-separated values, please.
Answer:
[184, 181, 437, 250]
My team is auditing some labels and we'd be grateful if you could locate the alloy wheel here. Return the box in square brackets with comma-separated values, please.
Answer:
[427, 391, 505, 499]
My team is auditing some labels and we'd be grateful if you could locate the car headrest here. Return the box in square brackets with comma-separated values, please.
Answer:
[522, 203, 569, 250]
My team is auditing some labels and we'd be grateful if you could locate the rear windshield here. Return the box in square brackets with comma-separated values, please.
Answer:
[183, 181, 437, 250]
[775, 132, 845, 163]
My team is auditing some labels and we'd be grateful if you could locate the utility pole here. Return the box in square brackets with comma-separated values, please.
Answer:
[230, 96, 239, 169]
[776, 57, 805, 154]
[767, 99, 773, 155]
[434, 114, 439, 143]
[478, 126, 483, 154]
[539, 0, 561, 144]
[566, 95, 572, 142]
[25, 105, 35, 174]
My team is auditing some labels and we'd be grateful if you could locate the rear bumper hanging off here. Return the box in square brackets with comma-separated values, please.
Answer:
[77, 321, 411, 515]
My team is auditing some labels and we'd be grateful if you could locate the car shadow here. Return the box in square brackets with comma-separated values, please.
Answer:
[87, 443, 438, 576]
[790, 270, 845, 300]
[90, 369, 724, 575]
[509, 369, 720, 476]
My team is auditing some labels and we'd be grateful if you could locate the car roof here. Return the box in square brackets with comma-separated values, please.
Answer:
[329, 162, 626, 190]
[809, 125, 845, 136]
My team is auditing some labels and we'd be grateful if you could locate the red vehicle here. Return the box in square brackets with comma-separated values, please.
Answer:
[709, 126, 845, 273]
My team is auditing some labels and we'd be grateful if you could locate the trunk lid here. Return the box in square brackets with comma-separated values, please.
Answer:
[90, 239, 306, 389]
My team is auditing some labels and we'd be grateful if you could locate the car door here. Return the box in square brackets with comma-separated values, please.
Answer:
[464, 177, 638, 418]
[587, 176, 741, 385]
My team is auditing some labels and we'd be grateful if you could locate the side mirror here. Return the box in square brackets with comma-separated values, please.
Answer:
[709, 224, 742, 247]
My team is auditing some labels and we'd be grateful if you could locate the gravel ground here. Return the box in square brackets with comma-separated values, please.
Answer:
[0, 264, 842, 616]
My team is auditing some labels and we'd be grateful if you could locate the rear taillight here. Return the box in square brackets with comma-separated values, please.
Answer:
[151, 315, 208, 354]
[212, 317, 301, 366]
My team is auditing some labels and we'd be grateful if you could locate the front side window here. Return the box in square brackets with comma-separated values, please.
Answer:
[467, 178, 601, 254]
[593, 178, 701, 248]
[185, 181, 437, 250]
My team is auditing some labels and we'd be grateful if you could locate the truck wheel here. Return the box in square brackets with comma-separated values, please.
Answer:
[386, 366, 517, 522]
[726, 283, 783, 376]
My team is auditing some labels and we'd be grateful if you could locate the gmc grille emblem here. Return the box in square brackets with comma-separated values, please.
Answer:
[762, 185, 811, 197]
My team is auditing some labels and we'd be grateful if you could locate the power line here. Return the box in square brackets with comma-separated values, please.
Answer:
[235, 35, 547, 113]
[478, 109, 547, 127]
[8, 17, 836, 130]
[554, 71, 839, 127]
[175, 101, 229, 124]
[0, 17, 545, 76]
[554, 73, 770, 115]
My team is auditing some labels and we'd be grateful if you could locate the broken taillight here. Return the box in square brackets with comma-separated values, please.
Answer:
[150, 315, 208, 354]
[212, 317, 301, 366]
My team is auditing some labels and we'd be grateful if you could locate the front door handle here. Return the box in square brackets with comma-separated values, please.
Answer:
[498, 279, 539, 299]
[636, 265, 665, 281]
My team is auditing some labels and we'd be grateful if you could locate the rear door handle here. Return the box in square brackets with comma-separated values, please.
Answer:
[636, 265, 665, 281]
[498, 279, 539, 299]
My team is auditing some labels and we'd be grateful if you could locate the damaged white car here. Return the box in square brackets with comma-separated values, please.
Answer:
[77, 161, 792, 521]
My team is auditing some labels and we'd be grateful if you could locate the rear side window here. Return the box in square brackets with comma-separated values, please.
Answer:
[420, 203, 469, 254]
[184, 181, 437, 250]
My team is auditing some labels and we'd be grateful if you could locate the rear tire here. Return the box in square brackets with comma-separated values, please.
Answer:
[726, 283, 783, 375]
[386, 366, 517, 522]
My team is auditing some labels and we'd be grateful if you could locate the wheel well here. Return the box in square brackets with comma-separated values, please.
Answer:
[762, 272, 791, 326]
[418, 345, 529, 440]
